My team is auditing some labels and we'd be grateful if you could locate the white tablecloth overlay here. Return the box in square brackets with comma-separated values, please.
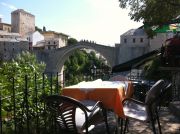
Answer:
[65, 79, 128, 93]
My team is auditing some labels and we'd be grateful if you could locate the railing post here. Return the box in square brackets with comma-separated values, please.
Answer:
[42, 73, 47, 132]
[42, 73, 45, 93]
[56, 72, 59, 94]
[0, 96, 2, 134]
[24, 75, 29, 134]
[12, 77, 17, 133]
[50, 73, 53, 95]
[34, 73, 39, 134]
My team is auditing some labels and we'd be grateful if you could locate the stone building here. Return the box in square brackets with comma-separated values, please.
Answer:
[0, 30, 29, 60]
[25, 31, 44, 48]
[116, 28, 150, 64]
[11, 9, 35, 38]
[0, 18, 11, 32]
[116, 26, 175, 64]
[41, 31, 68, 48]
[34, 38, 59, 50]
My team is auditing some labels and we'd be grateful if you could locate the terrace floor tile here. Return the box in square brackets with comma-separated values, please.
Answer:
[90, 107, 180, 134]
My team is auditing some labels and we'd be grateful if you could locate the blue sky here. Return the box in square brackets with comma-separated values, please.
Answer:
[0, 0, 142, 46]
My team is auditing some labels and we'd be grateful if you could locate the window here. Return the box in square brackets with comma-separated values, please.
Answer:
[48, 46, 51, 50]
[54, 41, 56, 44]
[48, 42, 50, 44]
[140, 38, 143, 43]
[133, 38, 136, 43]
[124, 38, 127, 43]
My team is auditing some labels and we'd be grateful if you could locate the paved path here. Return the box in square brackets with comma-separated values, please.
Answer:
[90, 107, 180, 134]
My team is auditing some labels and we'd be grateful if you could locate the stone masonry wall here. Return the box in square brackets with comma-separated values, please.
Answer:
[0, 41, 29, 60]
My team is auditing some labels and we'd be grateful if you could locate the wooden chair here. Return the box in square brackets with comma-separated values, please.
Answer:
[122, 79, 167, 134]
[45, 95, 110, 134]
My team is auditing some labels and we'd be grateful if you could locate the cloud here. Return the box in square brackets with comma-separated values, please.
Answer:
[1, 2, 17, 10]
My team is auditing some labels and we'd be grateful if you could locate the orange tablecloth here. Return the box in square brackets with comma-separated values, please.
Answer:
[62, 81, 134, 118]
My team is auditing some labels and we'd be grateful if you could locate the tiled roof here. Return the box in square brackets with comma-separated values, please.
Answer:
[122, 28, 147, 36]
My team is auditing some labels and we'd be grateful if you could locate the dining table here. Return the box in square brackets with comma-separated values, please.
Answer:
[62, 79, 134, 119]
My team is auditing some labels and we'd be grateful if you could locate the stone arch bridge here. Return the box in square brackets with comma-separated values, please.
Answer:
[34, 41, 117, 73]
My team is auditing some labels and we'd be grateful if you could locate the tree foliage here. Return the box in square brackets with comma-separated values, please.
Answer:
[143, 56, 171, 80]
[35, 26, 42, 32]
[64, 50, 107, 85]
[119, 0, 180, 35]
[0, 51, 47, 120]
[67, 38, 78, 45]
[64, 38, 109, 86]
[43, 26, 46, 32]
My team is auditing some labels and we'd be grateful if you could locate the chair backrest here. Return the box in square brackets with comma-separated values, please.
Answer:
[145, 79, 165, 105]
[109, 74, 128, 81]
[158, 83, 172, 106]
[45, 95, 89, 133]
[145, 80, 165, 119]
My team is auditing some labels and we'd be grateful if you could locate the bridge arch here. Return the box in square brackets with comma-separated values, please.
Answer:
[55, 41, 115, 73]
[35, 41, 116, 73]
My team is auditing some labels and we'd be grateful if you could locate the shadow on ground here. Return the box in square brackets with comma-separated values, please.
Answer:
[90, 107, 180, 134]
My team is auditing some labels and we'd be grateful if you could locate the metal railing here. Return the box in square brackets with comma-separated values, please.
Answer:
[0, 70, 176, 133]
[0, 73, 61, 134]
[0, 70, 111, 134]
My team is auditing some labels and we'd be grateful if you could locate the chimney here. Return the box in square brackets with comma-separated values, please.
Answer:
[0, 18, 2, 23]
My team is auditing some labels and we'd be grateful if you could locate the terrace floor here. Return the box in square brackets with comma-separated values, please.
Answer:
[90, 107, 180, 134]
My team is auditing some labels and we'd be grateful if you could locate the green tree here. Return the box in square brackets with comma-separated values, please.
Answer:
[43, 26, 46, 32]
[119, 0, 180, 25]
[67, 38, 78, 45]
[64, 50, 109, 86]
[0, 51, 47, 130]
[119, 0, 180, 36]
[143, 56, 171, 80]
[64, 38, 110, 86]
[0, 51, 45, 87]
[35, 26, 42, 32]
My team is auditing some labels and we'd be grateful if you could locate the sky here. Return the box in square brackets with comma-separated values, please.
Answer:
[0, 0, 142, 46]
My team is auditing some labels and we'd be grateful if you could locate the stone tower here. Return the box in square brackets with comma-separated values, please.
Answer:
[11, 9, 35, 37]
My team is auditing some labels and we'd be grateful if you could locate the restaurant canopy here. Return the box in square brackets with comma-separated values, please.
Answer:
[146, 17, 180, 33]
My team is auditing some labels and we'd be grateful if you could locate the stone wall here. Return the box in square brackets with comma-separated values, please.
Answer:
[0, 41, 29, 60]
[115, 43, 150, 64]
[149, 33, 167, 51]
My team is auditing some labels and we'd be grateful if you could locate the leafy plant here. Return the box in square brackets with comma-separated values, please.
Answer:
[143, 56, 171, 80]
[0, 51, 59, 133]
